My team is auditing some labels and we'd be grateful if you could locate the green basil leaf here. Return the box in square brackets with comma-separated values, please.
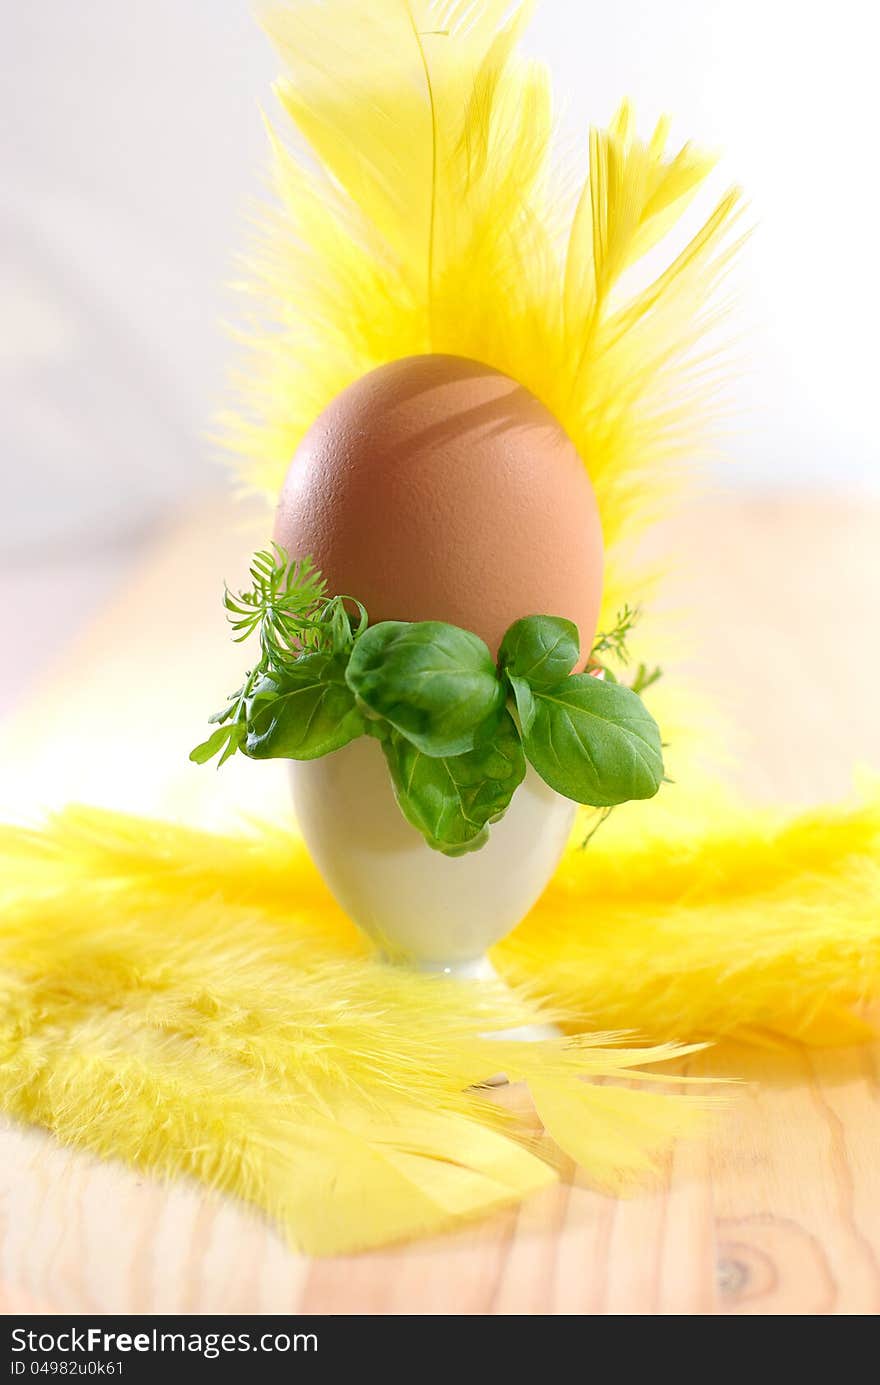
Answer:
[522, 675, 663, 806]
[245, 653, 365, 760]
[507, 673, 537, 735]
[499, 615, 580, 689]
[382, 710, 526, 855]
[345, 620, 505, 757]
[364, 718, 391, 743]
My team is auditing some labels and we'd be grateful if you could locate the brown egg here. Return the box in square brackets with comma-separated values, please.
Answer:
[274, 354, 604, 664]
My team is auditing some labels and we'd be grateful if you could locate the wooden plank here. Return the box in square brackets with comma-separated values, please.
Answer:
[705, 1044, 880, 1314]
[1, 494, 878, 1315]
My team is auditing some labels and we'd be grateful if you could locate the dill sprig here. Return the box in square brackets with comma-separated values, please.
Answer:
[591, 606, 663, 694]
[224, 546, 328, 668]
[191, 546, 365, 767]
[630, 662, 663, 695]
[581, 606, 664, 847]
[590, 604, 640, 665]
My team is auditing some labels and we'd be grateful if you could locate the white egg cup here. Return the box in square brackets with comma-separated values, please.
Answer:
[290, 735, 574, 997]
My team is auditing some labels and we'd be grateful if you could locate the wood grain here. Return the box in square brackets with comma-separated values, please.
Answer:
[1, 493, 878, 1316]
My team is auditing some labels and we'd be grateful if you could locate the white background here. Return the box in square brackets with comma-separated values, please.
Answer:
[3, 0, 879, 558]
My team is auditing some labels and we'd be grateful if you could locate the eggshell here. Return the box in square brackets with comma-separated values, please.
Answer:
[274, 354, 604, 663]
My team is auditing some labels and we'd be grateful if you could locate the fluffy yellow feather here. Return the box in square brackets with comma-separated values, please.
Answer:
[229, 0, 742, 620]
[1, 783, 877, 1252]
[505, 786, 880, 1046]
[0, 807, 711, 1254]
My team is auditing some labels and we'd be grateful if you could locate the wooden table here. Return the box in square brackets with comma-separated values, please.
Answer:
[1, 493, 879, 1315]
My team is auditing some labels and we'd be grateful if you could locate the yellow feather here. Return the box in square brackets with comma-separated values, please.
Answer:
[528, 1081, 710, 1192]
[230, 1, 740, 623]
[2, 777, 877, 1250]
[502, 784, 880, 1045]
[0, 810, 710, 1254]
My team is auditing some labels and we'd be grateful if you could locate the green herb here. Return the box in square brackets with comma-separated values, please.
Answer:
[244, 655, 364, 760]
[518, 675, 664, 807]
[580, 805, 614, 849]
[590, 604, 640, 666]
[498, 615, 579, 689]
[630, 661, 663, 695]
[192, 545, 667, 855]
[191, 547, 366, 767]
[189, 718, 247, 766]
[345, 620, 505, 757]
[506, 671, 537, 734]
[382, 711, 526, 856]
[224, 546, 328, 662]
[589, 605, 664, 697]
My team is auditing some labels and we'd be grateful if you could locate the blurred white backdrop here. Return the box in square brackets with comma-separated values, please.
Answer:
[3, 0, 879, 559]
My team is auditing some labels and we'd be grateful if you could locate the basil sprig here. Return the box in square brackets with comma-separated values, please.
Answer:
[245, 654, 365, 760]
[346, 620, 504, 756]
[506, 670, 663, 807]
[192, 547, 665, 855]
[381, 712, 526, 856]
[498, 614, 580, 688]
